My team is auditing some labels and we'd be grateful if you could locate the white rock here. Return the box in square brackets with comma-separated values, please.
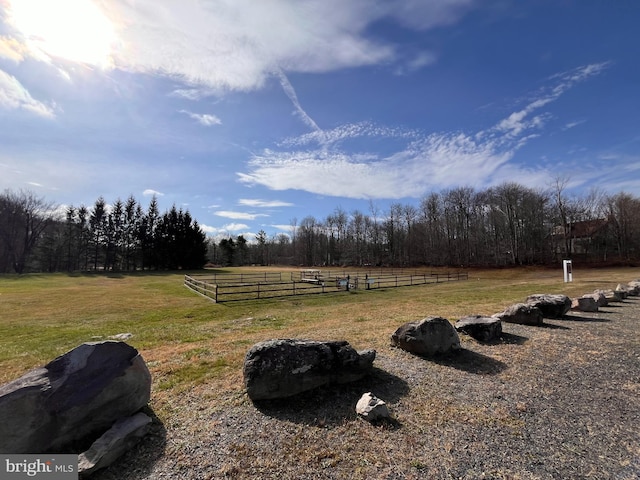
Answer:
[356, 392, 390, 422]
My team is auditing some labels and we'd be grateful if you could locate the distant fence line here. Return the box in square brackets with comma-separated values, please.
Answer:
[184, 270, 468, 303]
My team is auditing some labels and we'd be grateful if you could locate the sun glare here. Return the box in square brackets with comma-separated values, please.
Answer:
[8, 0, 116, 68]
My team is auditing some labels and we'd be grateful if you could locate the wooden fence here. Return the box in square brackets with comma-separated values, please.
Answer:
[184, 270, 468, 303]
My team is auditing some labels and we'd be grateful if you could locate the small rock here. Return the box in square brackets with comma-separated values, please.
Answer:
[356, 392, 390, 422]
[109, 333, 133, 341]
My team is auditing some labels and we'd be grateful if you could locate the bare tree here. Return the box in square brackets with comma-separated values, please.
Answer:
[0, 189, 57, 273]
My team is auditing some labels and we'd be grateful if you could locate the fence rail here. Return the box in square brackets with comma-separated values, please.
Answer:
[185, 270, 468, 303]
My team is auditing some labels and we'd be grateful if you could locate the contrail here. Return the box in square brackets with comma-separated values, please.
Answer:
[276, 70, 322, 134]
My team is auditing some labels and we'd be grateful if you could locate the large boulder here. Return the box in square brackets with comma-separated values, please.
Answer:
[0, 341, 151, 454]
[493, 303, 543, 326]
[595, 289, 622, 302]
[455, 315, 502, 342]
[243, 339, 376, 401]
[525, 294, 571, 318]
[615, 284, 629, 299]
[390, 317, 460, 357]
[627, 281, 640, 296]
[589, 291, 609, 307]
[571, 296, 599, 313]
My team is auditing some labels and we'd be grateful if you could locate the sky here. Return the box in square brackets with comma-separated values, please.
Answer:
[1, 1, 639, 240]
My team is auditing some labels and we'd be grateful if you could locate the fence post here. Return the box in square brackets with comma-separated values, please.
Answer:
[257, 282, 260, 299]
[215, 284, 218, 302]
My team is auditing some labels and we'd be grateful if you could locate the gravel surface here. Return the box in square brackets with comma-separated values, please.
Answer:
[94, 297, 640, 479]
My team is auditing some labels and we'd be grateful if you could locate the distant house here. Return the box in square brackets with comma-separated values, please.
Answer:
[553, 218, 612, 258]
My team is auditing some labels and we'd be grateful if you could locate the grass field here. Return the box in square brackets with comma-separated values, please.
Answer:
[0, 265, 636, 402]
[2, 265, 639, 478]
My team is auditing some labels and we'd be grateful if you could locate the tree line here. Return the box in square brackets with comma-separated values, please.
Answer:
[2, 179, 639, 273]
[0, 190, 207, 273]
[211, 180, 640, 268]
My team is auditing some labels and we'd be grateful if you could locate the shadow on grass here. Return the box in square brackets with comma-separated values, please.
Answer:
[91, 405, 167, 480]
[430, 348, 508, 375]
[253, 367, 409, 428]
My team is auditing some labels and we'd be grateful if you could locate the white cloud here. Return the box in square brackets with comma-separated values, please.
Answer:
[143, 189, 164, 196]
[239, 198, 293, 208]
[239, 63, 610, 199]
[18, 0, 468, 95]
[214, 210, 267, 220]
[170, 88, 210, 100]
[180, 110, 222, 126]
[0, 69, 55, 117]
[223, 223, 250, 232]
[394, 51, 438, 75]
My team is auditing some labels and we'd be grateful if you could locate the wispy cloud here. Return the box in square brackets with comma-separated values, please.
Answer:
[180, 110, 221, 126]
[0, 36, 27, 62]
[238, 199, 293, 208]
[239, 63, 610, 199]
[0, 69, 55, 117]
[143, 189, 164, 196]
[276, 70, 321, 133]
[214, 210, 268, 220]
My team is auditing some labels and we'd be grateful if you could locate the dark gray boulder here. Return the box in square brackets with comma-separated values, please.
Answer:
[525, 294, 571, 318]
[455, 315, 502, 342]
[627, 281, 640, 296]
[595, 289, 622, 302]
[589, 291, 609, 307]
[243, 339, 376, 401]
[0, 341, 151, 454]
[615, 284, 629, 299]
[493, 303, 543, 326]
[571, 296, 599, 313]
[391, 317, 460, 357]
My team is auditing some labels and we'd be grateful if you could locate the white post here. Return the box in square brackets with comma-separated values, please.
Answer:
[563, 259, 573, 283]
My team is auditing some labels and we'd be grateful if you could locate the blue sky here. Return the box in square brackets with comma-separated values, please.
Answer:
[1, 1, 638, 240]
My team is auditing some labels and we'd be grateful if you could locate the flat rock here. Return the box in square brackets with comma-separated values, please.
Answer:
[78, 412, 152, 477]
